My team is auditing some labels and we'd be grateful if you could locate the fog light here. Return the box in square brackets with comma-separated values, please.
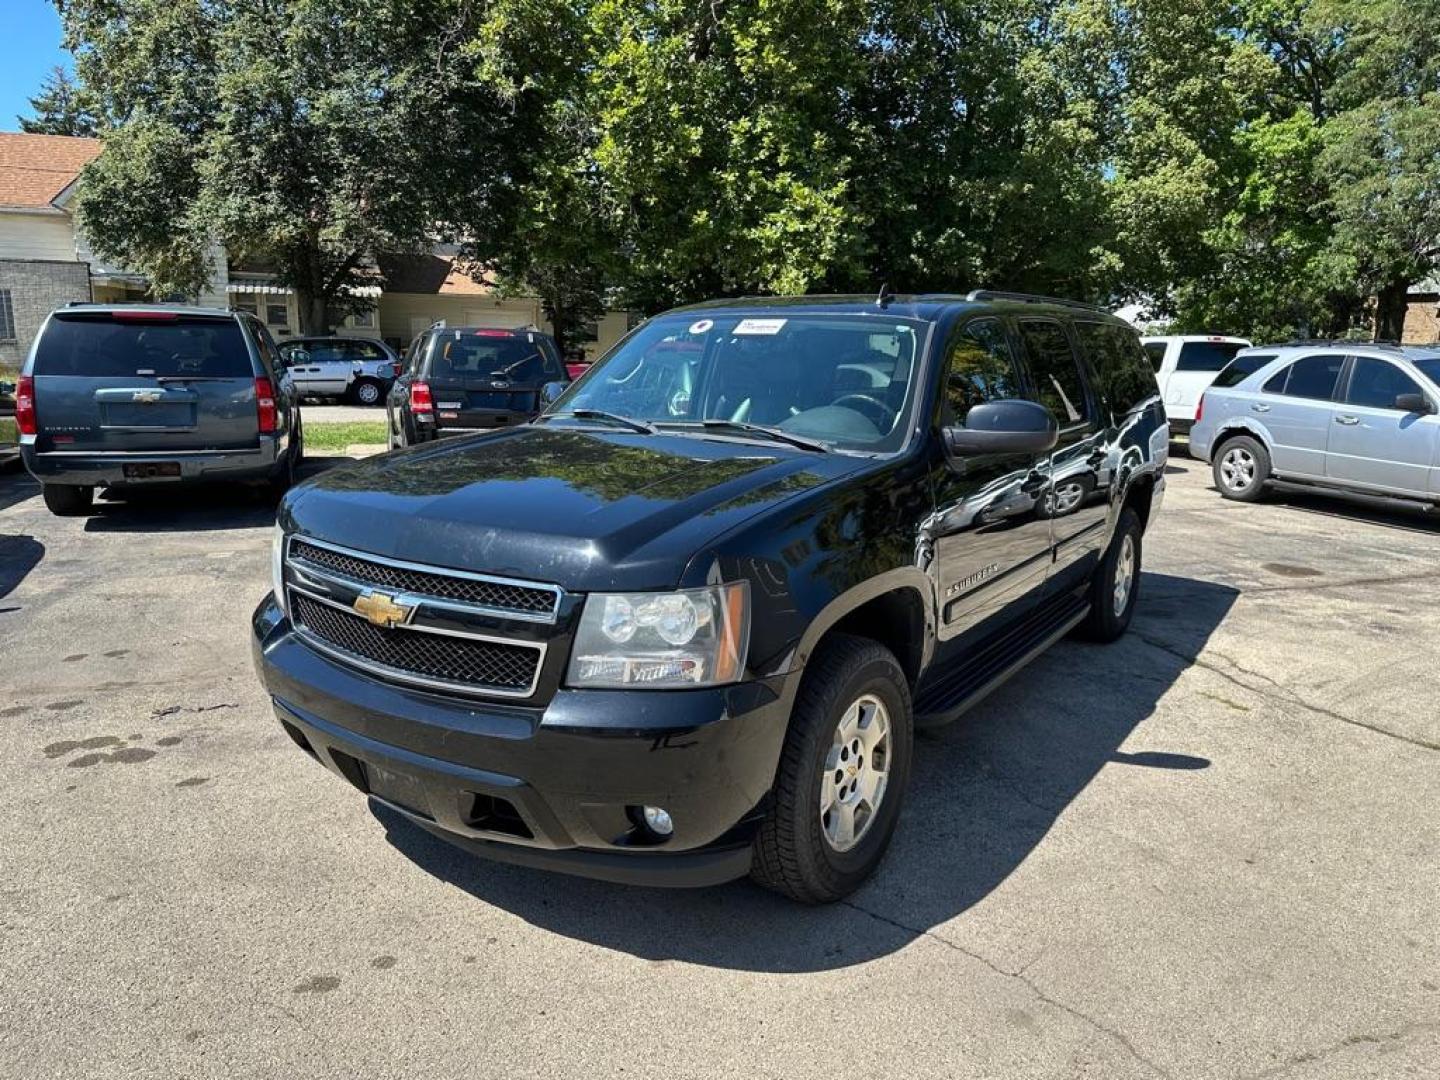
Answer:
[642, 805, 673, 837]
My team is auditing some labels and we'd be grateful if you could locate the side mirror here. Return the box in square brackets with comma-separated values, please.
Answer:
[1394, 392, 1433, 414]
[540, 380, 568, 406]
[943, 399, 1059, 458]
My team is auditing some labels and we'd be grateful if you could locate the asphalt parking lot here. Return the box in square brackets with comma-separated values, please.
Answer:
[1, 453, 1437, 1080]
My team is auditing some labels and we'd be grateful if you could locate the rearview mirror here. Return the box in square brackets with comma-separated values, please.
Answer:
[540, 380, 568, 406]
[1394, 392, 1433, 414]
[943, 399, 1059, 458]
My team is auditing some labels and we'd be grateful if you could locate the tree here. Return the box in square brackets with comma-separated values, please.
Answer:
[61, 0, 522, 333]
[18, 65, 100, 137]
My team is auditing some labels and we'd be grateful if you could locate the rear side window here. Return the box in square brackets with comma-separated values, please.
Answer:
[1143, 342, 1167, 372]
[943, 318, 1023, 424]
[1263, 354, 1345, 400]
[1211, 353, 1275, 389]
[1074, 322, 1156, 417]
[431, 331, 556, 383]
[1176, 341, 1246, 372]
[1018, 319, 1091, 425]
[1346, 357, 1424, 410]
[34, 315, 253, 378]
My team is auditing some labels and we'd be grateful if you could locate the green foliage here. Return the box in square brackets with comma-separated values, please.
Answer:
[18, 65, 100, 136]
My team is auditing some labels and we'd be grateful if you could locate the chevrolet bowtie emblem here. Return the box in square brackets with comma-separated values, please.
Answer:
[353, 591, 413, 629]
[132, 390, 163, 403]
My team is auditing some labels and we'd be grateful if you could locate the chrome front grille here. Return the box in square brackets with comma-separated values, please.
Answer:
[288, 537, 560, 621]
[290, 592, 541, 693]
[283, 535, 557, 698]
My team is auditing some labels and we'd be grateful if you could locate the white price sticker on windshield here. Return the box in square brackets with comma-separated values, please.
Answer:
[688, 318, 714, 335]
[732, 318, 787, 336]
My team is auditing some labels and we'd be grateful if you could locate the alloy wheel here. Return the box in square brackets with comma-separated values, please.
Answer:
[1113, 532, 1136, 615]
[820, 694, 891, 853]
[1219, 447, 1255, 492]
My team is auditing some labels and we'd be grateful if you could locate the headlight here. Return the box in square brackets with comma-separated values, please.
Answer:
[272, 524, 288, 616]
[566, 583, 750, 688]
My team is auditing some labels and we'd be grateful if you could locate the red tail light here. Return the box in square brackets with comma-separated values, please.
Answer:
[473, 329, 513, 338]
[15, 375, 36, 435]
[409, 380, 433, 413]
[255, 376, 278, 433]
[112, 310, 179, 323]
[1195, 393, 1205, 424]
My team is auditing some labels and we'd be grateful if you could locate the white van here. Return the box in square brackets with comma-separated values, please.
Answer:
[1141, 335, 1252, 432]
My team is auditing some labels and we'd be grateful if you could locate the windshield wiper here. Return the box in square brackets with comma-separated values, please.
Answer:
[697, 419, 829, 453]
[546, 409, 657, 435]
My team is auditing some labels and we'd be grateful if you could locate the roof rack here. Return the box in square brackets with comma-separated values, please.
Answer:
[1262, 338, 1403, 351]
[964, 289, 1108, 314]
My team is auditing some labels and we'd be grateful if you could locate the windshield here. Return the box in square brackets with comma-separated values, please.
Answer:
[1410, 356, 1440, 385]
[548, 312, 930, 452]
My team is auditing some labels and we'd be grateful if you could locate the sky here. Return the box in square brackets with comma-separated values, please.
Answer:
[0, 1, 69, 133]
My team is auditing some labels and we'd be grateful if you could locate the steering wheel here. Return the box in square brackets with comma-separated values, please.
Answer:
[831, 393, 897, 432]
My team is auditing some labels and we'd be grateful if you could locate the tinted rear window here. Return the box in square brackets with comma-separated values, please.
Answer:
[1075, 322, 1158, 416]
[1211, 353, 1275, 389]
[1265, 354, 1345, 400]
[1143, 342, 1166, 371]
[1176, 341, 1245, 371]
[430, 332, 560, 383]
[35, 316, 252, 378]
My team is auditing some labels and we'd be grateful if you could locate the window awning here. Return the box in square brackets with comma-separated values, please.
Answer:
[227, 281, 382, 298]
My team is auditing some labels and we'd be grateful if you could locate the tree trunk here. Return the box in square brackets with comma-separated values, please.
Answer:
[294, 289, 328, 336]
[1374, 278, 1410, 343]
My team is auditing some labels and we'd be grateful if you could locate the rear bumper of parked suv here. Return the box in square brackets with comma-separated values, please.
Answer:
[22, 434, 286, 487]
[251, 592, 790, 887]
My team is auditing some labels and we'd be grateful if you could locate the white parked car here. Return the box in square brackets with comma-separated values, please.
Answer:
[1141, 335, 1252, 433]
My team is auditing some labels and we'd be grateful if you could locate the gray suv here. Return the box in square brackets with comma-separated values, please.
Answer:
[1190, 343, 1440, 507]
[18, 304, 302, 515]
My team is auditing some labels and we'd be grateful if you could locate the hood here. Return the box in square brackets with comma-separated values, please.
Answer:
[285, 425, 864, 591]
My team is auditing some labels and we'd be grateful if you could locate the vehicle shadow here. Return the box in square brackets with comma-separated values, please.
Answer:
[373, 570, 1237, 972]
[1259, 483, 1440, 536]
[0, 533, 43, 601]
[79, 456, 353, 534]
[0, 468, 39, 513]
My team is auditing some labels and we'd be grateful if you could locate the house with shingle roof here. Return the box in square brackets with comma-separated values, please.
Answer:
[0, 131, 630, 371]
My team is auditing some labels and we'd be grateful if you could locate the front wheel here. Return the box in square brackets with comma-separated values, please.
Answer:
[42, 483, 94, 516]
[351, 378, 383, 407]
[751, 634, 913, 904]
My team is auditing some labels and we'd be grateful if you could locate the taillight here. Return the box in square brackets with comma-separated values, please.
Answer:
[1195, 393, 1205, 424]
[409, 381, 433, 413]
[15, 375, 36, 435]
[255, 376, 278, 433]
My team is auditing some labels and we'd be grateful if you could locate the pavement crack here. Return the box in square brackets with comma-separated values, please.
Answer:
[841, 900, 1172, 1078]
[1133, 632, 1440, 754]
[1237, 1021, 1440, 1079]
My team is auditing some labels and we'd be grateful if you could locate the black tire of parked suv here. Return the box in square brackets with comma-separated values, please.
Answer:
[1076, 506, 1142, 643]
[42, 483, 94, 516]
[351, 378, 384, 407]
[1211, 434, 1270, 502]
[751, 633, 913, 904]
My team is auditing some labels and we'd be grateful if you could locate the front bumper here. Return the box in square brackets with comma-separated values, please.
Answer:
[251, 593, 792, 887]
[22, 435, 285, 487]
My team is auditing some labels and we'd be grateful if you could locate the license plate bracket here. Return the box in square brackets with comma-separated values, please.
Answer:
[365, 760, 430, 818]
[122, 462, 182, 480]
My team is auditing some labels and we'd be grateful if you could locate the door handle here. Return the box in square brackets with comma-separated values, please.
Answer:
[1334, 415, 1360, 426]
[1250, 403, 1270, 413]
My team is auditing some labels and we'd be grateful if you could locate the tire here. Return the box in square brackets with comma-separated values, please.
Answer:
[1076, 506, 1142, 643]
[351, 378, 383, 407]
[1212, 434, 1269, 502]
[751, 634, 913, 904]
[42, 483, 94, 516]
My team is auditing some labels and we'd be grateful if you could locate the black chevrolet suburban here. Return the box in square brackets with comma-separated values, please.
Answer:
[253, 292, 1166, 902]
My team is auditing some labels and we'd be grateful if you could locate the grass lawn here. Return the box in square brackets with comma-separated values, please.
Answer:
[304, 420, 388, 451]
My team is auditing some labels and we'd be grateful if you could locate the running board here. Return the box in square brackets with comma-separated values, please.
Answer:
[913, 591, 1090, 728]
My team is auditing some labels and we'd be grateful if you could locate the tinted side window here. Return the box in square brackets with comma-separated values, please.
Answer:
[1176, 341, 1245, 371]
[1211, 353, 1275, 389]
[1270, 354, 1345, 400]
[1143, 342, 1167, 372]
[350, 341, 386, 361]
[1074, 322, 1156, 417]
[942, 318, 1023, 424]
[1346, 357, 1424, 410]
[252, 322, 284, 379]
[1018, 319, 1090, 425]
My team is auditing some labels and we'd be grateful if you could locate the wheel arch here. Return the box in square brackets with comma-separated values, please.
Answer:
[790, 570, 935, 692]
